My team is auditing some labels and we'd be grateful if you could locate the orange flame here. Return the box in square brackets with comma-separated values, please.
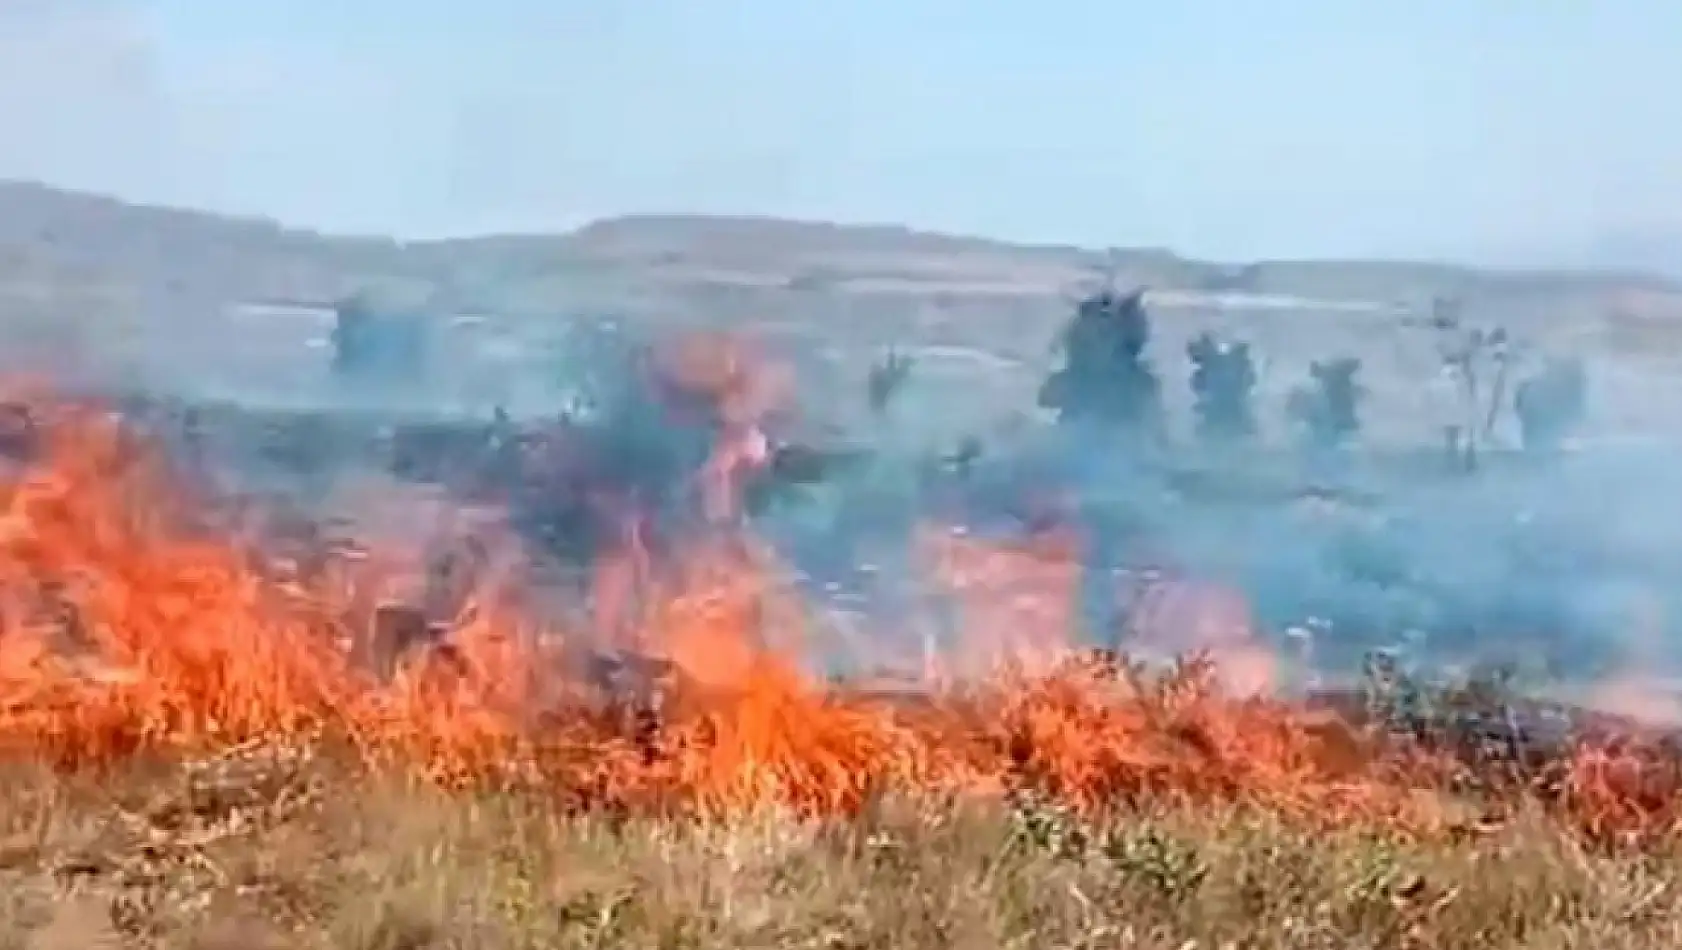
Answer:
[0, 395, 1676, 848]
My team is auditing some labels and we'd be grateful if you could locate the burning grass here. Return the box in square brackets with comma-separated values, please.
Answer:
[0, 396, 1681, 945]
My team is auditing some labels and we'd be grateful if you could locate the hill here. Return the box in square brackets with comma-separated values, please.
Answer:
[2, 179, 1682, 439]
[1, 179, 1674, 312]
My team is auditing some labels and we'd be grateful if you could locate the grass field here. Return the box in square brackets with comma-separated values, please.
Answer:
[3, 752, 1680, 950]
[5, 401, 1682, 948]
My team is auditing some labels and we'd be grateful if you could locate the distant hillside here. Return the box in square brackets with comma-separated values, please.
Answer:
[0, 180, 1673, 316]
[3, 179, 1682, 441]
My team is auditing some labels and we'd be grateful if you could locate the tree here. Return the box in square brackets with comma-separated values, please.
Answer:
[942, 434, 984, 478]
[331, 292, 428, 385]
[1187, 332, 1258, 443]
[1428, 297, 1511, 471]
[1037, 287, 1163, 434]
[1514, 357, 1587, 453]
[867, 349, 915, 415]
[1287, 357, 1364, 449]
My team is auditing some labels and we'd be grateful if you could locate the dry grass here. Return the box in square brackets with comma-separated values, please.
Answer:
[5, 399, 1682, 948]
[0, 752, 1675, 950]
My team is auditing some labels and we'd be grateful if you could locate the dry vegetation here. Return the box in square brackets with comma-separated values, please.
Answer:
[3, 394, 1682, 948]
[3, 755, 1682, 949]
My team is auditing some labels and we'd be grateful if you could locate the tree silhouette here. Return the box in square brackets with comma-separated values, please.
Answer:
[331, 293, 428, 385]
[1428, 297, 1511, 471]
[1514, 357, 1587, 453]
[942, 434, 984, 478]
[1037, 287, 1162, 434]
[1287, 357, 1364, 449]
[1187, 332, 1258, 443]
[867, 348, 915, 415]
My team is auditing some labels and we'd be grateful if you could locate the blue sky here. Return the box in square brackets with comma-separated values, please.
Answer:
[2, 1, 1680, 263]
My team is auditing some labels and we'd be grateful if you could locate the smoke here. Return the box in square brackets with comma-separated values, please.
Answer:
[739, 326, 1682, 690]
[53, 284, 1682, 697]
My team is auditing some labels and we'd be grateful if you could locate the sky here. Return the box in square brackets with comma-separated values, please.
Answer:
[2, 1, 1680, 264]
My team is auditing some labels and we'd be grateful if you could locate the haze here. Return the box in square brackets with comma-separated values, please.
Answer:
[2, 1, 1680, 265]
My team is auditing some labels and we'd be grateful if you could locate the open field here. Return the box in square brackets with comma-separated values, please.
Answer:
[0, 399, 1679, 949]
[4, 184, 1682, 947]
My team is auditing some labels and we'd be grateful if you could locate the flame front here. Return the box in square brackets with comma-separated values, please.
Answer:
[0, 400, 1677, 848]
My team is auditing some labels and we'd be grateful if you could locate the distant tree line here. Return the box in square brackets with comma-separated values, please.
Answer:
[972, 285, 1586, 466]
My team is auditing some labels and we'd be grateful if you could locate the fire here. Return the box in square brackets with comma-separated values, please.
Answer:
[0, 390, 1677, 848]
[1116, 569, 1276, 697]
[916, 524, 1082, 681]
